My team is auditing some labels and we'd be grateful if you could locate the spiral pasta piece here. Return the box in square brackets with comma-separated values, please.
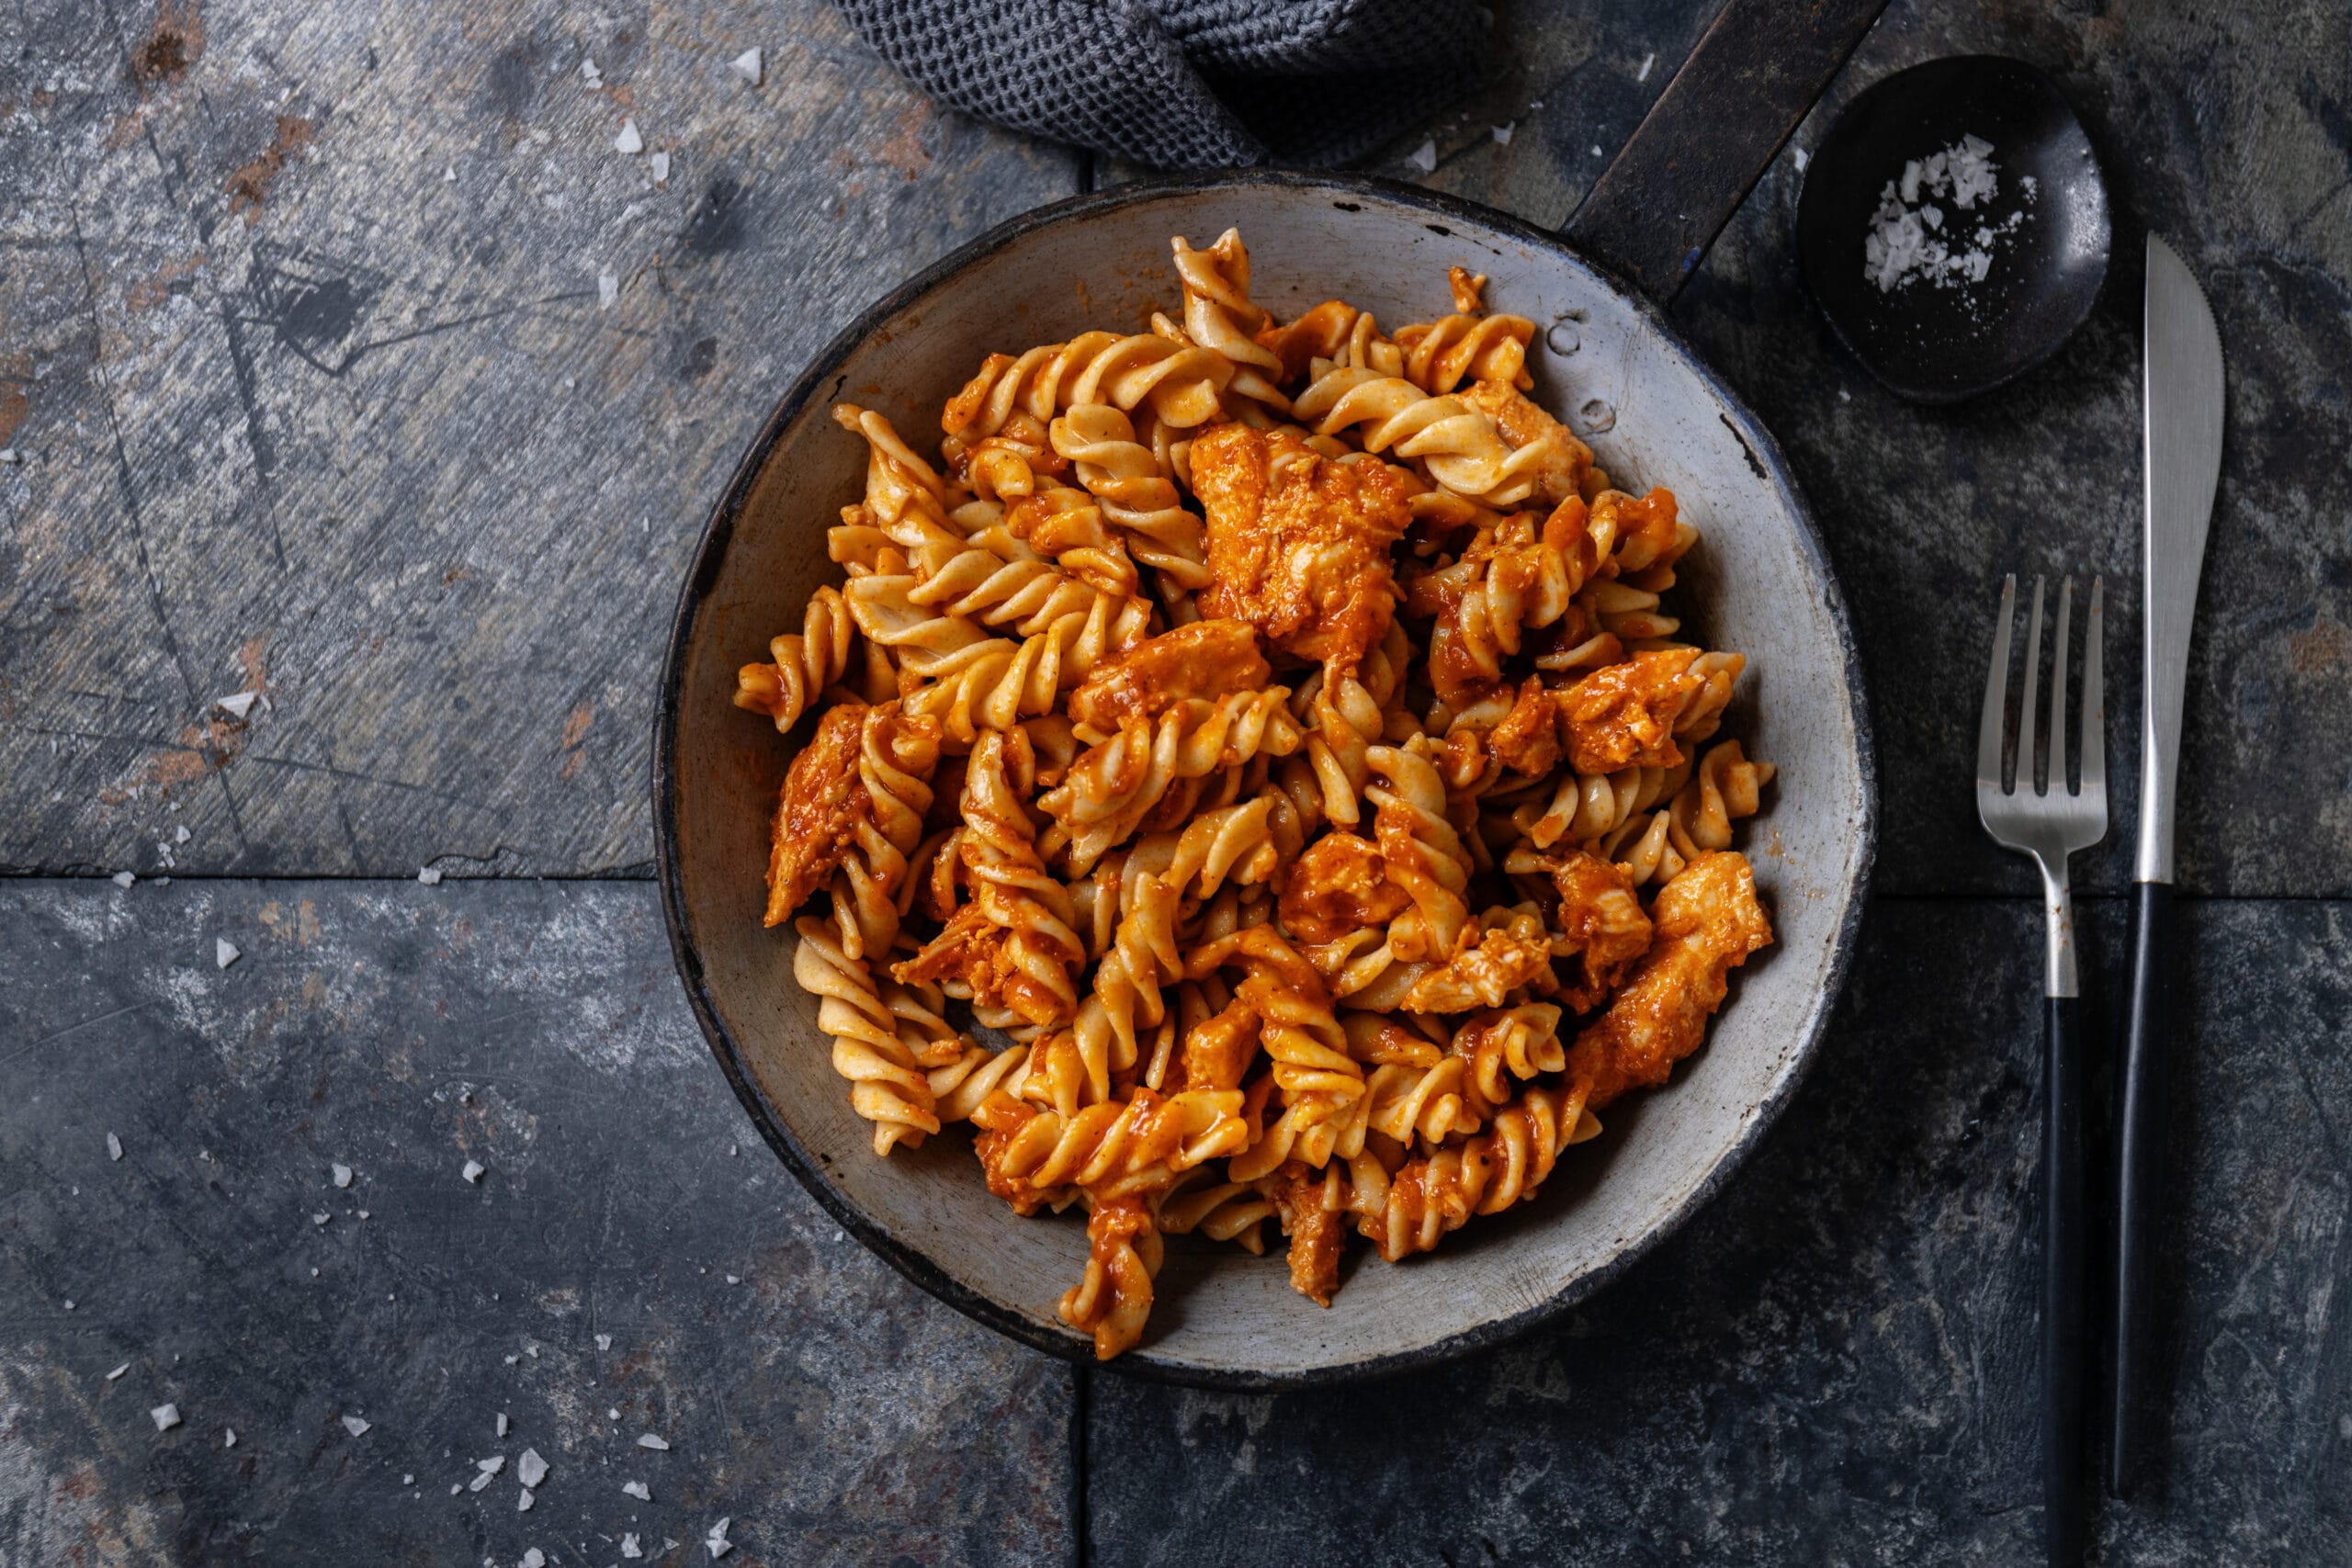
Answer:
[792, 916, 943, 1156]
[1392, 306, 1537, 394]
[1050, 403, 1213, 589]
[956, 731, 1088, 1025]
[735, 584, 856, 734]
[1038, 688, 1305, 873]
[1355, 1081, 1599, 1261]
[1364, 741, 1475, 963]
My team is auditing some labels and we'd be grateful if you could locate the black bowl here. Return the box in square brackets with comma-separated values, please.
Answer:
[1798, 55, 2111, 404]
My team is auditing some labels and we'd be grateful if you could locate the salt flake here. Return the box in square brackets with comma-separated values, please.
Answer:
[343, 1415, 370, 1438]
[1491, 122, 1514, 147]
[151, 1403, 181, 1431]
[112, 872, 136, 888]
[623, 1480, 651, 1501]
[1406, 139, 1436, 174]
[107, 1132, 123, 1160]
[496, 1412, 509, 1438]
[417, 866, 444, 885]
[523, 1551, 546, 1568]
[729, 49, 763, 85]
[517, 1448, 548, 1487]
[107, 1362, 130, 1381]
[1637, 51, 1657, 83]
[216, 938, 241, 969]
[650, 151, 671, 183]
[596, 1334, 612, 1351]
[599, 269, 619, 310]
[222, 1427, 235, 1447]
[621, 1534, 644, 1561]
[516, 1486, 535, 1512]
[312, 1213, 331, 1226]
[636, 1434, 670, 1450]
[174, 825, 190, 844]
[332, 1163, 352, 1188]
[477, 1455, 506, 1473]
[615, 119, 644, 155]
[217, 692, 258, 719]
[462, 1160, 485, 1184]
[705, 1517, 733, 1558]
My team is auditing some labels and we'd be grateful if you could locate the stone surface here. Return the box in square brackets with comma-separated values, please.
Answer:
[0, 0, 1076, 880]
[0, 879, 1074, 1566]
[1089, 898, 2352, 1565]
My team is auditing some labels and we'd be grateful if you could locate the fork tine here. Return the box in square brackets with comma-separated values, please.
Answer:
[2080, 577, 2106, 797]
[2050, 578, 2074, 795]
[1977, 575, 2016, 790]
[2018, 576, 2046, 795]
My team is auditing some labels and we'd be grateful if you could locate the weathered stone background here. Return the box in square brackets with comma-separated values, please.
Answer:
[3, 0, 2348, 1562]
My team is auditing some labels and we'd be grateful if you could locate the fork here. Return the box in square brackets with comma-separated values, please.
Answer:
[1976, 573, 2106, 1568]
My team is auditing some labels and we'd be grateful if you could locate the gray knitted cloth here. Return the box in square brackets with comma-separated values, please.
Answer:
[835, 0, 1492, 170]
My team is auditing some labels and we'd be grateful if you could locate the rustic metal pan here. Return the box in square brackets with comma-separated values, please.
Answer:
[656, 0, 1883, 1386]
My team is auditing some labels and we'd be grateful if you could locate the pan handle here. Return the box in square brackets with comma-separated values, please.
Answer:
[1563, 0, 1890, 307]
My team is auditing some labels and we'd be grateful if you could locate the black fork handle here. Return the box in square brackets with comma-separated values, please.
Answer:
[2109, 880, 2177, 1496]
[2044, 994, 2086, 1566]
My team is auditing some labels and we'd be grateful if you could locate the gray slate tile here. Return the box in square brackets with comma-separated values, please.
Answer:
[0, 878, 1072, 1567]
[1089, 898, 2352, 1566]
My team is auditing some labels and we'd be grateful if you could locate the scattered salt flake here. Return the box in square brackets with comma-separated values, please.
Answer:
[503, 1354, 518, 1365]
[622, 1480, 651, 1501]
[621, 1535, 644, 1561]
[729, 48, 763, 85]
[469, 1472, 498, 1494]
[1491, 122, 1514, 146]
[1638, 51, 1656, 82]
[107, 1363, 130, 1381]
[582, 57, 602, 85]
[724, 1275, 740, 1286]
[478, 1456, 505, 1475]
[517, 1448, 548, 1487]
[107, 1132, 123, 1160]
[705, 1517, 733, 1558]
[217, 692, 258, 719]
[222, 1427, 235, 1447]
[402, 1473, 414, 1485]
[450, 1483, 462, 1495]
[462, 1160, 485, 1184]
[62, 1300, 74, 1311]
[525, 1345, 538, 1359]
[312, 1213, 331, 1226]
[496, 1413, 509, 1438]
[417, 867, 443, 886]
[516, 1487, 535, 1512]
[607, 1407, 620, 1421]
[523, 1551, 545, 1568]
[151, 1403, 181, 1432]
[599, 268, 619, 310]
[112, 871, 136, 888]
[636, 1434, 670, 1450]
[650, 151, 671, 183]
[595, 1335, 612, 1351]
[615, 118, 644, 155]
[332, 1163, 352, 1188]
[1406, 138, 1436, 173]
[443, 166, 457, 184]
[1591, 144, 1604, 157]
[0, 447, 18, 463]
[174, 825, 190, 844]
[343, 1415, 370, 1438]
[728, 1144, 738, 1157]
[1838, 388, 1852, 403]
[216, 938, 241, 969]
[1794, 147, 1810, 172]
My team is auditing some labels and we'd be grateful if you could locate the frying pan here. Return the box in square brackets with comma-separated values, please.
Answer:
[656, 0, 1883, 1386]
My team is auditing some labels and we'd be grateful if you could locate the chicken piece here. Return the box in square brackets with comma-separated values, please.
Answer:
[1068, 619, 1269, 732]
[1461, 378, 1596, 504]
[1546, 850, 1653, 1010]
[1401, 914, 1555, 1012]
[1192, 423, 1414, 675]
[1266, 1160, 1347, 1308]
[1557, 648, 1703, 774]
[1276, 831, 1413, 945]
[1179, 998, 1262, 1094]
[1566, 851, 1771, 1108]
[766, 703, 870, 925]
[1254, 299, 1363, 386]
[1484, 675, 1562, 778]
[891, 905, 1059, 1022]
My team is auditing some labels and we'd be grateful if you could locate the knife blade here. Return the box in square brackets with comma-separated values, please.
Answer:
[2111, 232, 2224, 1498]
[2137, 235, 2225, 884]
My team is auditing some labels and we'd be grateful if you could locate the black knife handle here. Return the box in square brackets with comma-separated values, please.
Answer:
[2109, 880, 2177, 1497]
[2044, 995, 2086, 1566]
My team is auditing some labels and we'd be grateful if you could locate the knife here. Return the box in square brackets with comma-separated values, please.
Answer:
[2110, 233, 2224, 1498]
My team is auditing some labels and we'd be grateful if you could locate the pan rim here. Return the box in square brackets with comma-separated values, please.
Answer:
[653, 167, 1880, 1390]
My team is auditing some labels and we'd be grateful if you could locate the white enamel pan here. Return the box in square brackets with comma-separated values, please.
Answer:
[656, 0, 1883, 1386]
